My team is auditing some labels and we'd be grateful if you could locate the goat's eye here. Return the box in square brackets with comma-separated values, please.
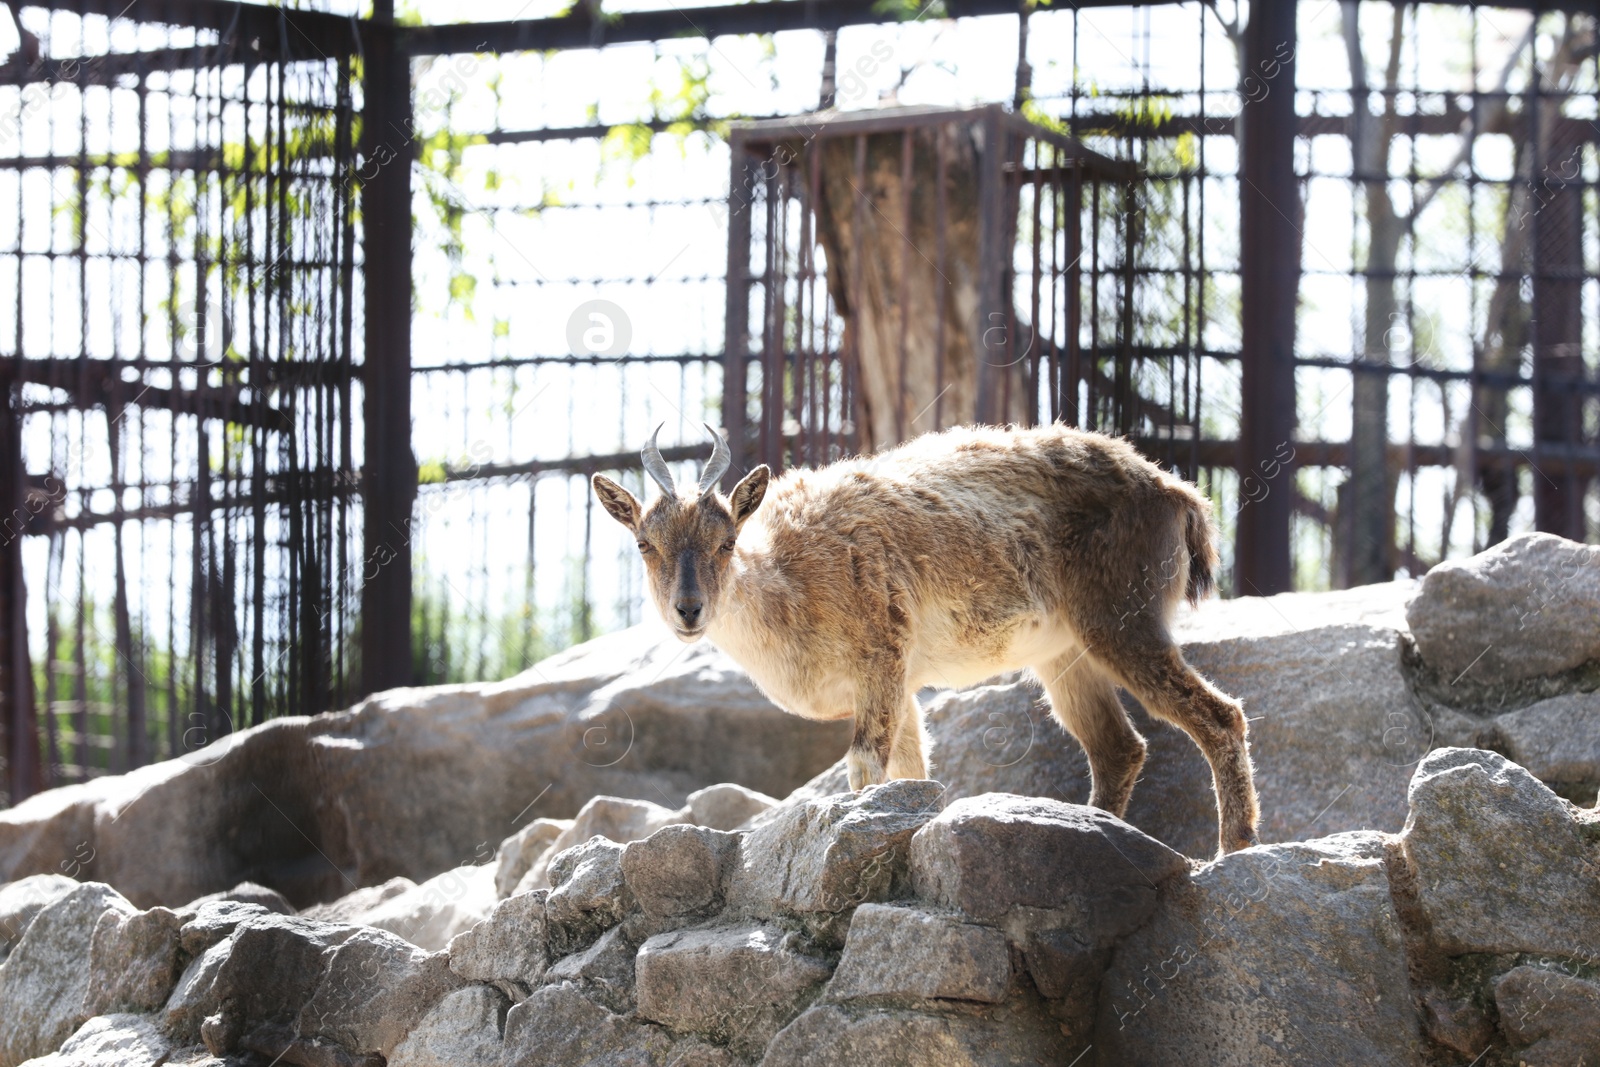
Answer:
[719, 539, 736, 553]
[637, 540, 653, 554]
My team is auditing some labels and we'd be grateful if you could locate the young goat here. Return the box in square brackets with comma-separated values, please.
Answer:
[592, 423, 1259, 855]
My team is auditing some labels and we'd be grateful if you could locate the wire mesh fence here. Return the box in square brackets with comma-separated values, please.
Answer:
[3, 1, 1598, 802]
[1, 5, 361, 790]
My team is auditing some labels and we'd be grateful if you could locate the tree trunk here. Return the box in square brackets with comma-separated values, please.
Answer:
[815, 122, 1027, 451]
[1338, 2, 1405, 587]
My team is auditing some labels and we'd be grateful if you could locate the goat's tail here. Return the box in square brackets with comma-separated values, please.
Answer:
[1181, 491, 1219, 605]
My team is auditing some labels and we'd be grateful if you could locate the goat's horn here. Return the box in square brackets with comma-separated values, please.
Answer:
[697, 423, 731, 494]
[641, 423, 677, 497]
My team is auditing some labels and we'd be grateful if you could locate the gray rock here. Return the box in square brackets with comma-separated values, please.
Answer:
[201, 912, 362, 1055]
[299, 876, 417, 924]
[296, 926, 466, 1059]
[355, 863, 497, 952]
[447, 889, 549, 991]
[1401, 747, 1600, 956]
[0, 881, 135, 1067]
[161, 935, 233, 1043]
[1407, 532, 1600, 684]
[543, 925, 640, 1013]
[176, 899, 272, 956]
[910, 794, 1187, 936]
[495, 819, 571, 899]
[520, 796, 690, 893]
[688, 783, 779, 831]
[1177, 594, 1430, 849]
[388, 985, 509, 1067]
[0, 625, 849, 908]
[728, 780, 945, 926]
[635, 922, 833, 1056]
[1492, 691, 1600, 791]
[759, 998, 1078, 1067]
[1096, 832, 1426, 1065]
[183, 881, 294, 915]
[0, 874, 77, 962]
[622, 825, 740, 920]
[84, 905, 185, 1015]
[1492, 964, 1600, 1066]
[826, 904, 1009, 1004]
[546, 838, 631, 955]
[500, 981, 678, 1066]
[13, 1014, 171, 1067]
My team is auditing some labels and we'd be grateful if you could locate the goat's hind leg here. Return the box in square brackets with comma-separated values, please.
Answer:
[1085, 622, 1259, 856]
[1035, 648, 1147, 818]
[886, 695, 930, 780]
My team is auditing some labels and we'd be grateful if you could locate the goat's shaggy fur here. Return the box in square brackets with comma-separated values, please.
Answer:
[593, 424, 1259, 855]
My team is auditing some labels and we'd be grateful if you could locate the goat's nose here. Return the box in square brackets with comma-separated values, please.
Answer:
[675, 599, 703, 626]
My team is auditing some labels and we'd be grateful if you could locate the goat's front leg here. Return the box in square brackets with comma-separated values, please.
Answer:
[847, 667, 909, 791]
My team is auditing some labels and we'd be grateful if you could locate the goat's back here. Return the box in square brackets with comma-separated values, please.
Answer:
[748, 424, 1211, 623]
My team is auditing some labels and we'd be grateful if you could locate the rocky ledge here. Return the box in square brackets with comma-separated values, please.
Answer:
[0, 532, 1597, 1066]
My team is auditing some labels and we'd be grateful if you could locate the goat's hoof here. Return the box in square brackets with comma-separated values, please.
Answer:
[1217, 830, 1259, 856]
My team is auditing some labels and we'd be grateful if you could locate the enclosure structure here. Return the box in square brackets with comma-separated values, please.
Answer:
[3, 0, 1600, 804]
[724, 106, 1158, 477]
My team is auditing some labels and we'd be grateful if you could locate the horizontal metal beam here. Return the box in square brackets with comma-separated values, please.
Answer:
[17, 0, 359, 56]
[1133, 437, 1600, 477]
[16, 0, 1600, 68]
[7, 358, 296, 432]
[434, 443, 712, 484]
[400, 0, 1133, 57]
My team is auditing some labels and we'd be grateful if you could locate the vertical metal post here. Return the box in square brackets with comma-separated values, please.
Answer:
[975, 106, 1007, 424]
[1235, 1, 1299, 595]
[360, 2, 417, 694]
[722, 133, 754, 490]
[1, 377, 41, 803]
[1531, 117, 1587, 539]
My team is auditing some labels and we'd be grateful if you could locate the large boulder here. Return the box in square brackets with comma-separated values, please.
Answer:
[1174, 584, 1431, 847]
[1399, 747, 1600, 956]
[1406, 532, 1600, 684]
[0, 625, 850, 908]
[1096, 833, 1426, 1065]
[0, 882, 135, 1067]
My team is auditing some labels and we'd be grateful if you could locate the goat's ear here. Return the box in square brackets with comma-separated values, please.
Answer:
[592, 474, 641, 532]
[729, 465, 770, 529]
